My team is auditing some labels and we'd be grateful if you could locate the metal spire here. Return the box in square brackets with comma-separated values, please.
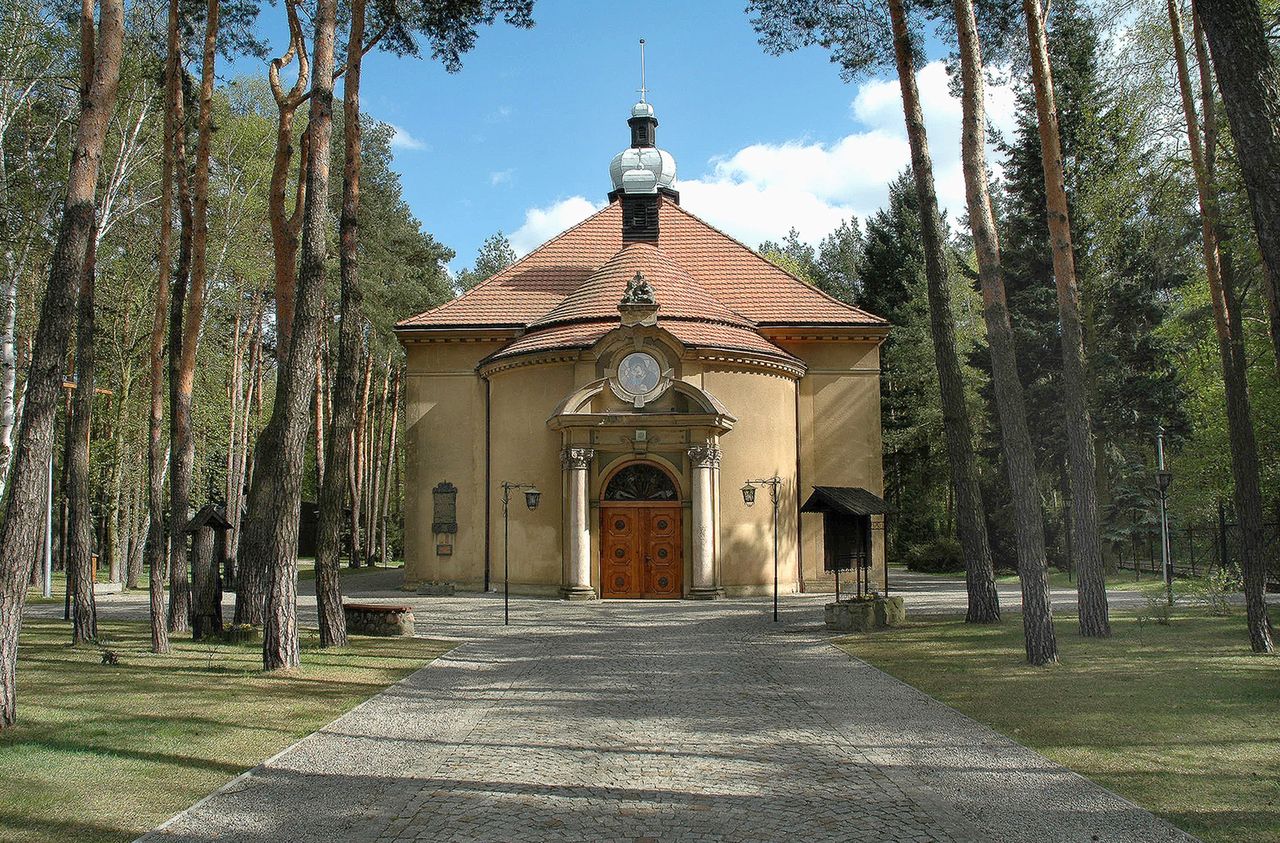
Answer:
[638, 38, 647, 102]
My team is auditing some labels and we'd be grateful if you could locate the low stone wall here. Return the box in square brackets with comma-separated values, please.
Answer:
[343, 603, 415, 637]
[825, 596, 905, 632]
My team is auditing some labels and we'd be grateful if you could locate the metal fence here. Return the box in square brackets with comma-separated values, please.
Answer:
[1112, 507, 1279, 588]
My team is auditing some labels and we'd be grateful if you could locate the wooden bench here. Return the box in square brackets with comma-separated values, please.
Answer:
[342, 602, 415, 637]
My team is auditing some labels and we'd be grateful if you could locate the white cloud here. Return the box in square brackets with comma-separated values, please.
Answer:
[509, 196, 604, 256]
[504, 62, 1017, 255]
[490, 169, 514, 187]
[679, 61, 1017, 248]
[389, 124, 427, 152]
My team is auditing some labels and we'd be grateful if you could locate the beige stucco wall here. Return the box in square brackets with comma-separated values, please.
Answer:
[401, 339, 505, 590]
[485, 362, 577, 595]
[684, 365, 800, 596]
[400, 330, 884, 599]
[776, 339, 887, 593]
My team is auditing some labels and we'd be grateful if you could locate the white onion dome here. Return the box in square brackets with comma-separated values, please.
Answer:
[609, 101, 677, 195]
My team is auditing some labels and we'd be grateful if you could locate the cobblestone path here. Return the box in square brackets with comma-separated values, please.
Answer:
[139, 596, 1193, 843]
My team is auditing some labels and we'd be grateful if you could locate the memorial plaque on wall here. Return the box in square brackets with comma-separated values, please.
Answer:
[432, 482, 458, 534]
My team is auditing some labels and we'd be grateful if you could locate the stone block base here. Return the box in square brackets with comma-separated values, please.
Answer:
[560, 586, 597, 600]
[417, 581, 455, 596]
[825, 596, 905, 632]
[687, 587, 725, 600]
[344, 602, 415, 636]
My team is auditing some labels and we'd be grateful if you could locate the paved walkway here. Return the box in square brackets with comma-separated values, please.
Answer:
[123, 586, 1194, 843]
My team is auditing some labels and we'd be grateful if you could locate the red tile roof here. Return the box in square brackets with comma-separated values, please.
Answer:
[397, 198, 884, 329]
[531, 243, 749, 329]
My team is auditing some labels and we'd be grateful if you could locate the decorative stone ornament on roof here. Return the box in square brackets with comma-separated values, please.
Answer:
[619, 270, 659, 327]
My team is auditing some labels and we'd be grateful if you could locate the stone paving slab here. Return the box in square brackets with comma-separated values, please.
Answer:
[132, 595, 1195, 843]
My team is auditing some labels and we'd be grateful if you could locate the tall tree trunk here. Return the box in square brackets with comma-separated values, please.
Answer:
[239, 0, 338, 668]
[347, 351, 371, 568]
[68, 235, 99, 645]
[367, 355, 389, 563]
[0, 0, 124, 727]
[1022, 0, 1110, 636]
[106, 370, 130, 583]
[315, 0, 369, 647]
[1196, 0, 1280, 380]
[268, 0, 309, 365]
[379, 366, 400, 566]
[888, 0, 1000, 623]
[146, 0, 179, 654]
[0, 268, 17, 499]
[165, 45, 193, 633]
[953, 0, 1055, 661]
[313, 345, 325, 489]
[169, 0, 218, 637]
[1173, 0, 1275, 653]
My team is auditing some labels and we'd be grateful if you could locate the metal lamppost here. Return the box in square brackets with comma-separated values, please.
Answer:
[1156, 429, 1174, 606]
[500, 481, 541, 625]
[742, 476, 782, 622]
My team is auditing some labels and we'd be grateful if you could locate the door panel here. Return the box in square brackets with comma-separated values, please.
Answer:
[600, 505, 683, 599]
[601, 508, 641, 598]
[643, 507, 682, 598]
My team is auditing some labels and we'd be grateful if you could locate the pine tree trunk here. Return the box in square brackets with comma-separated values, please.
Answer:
[347, 350, 371, 568]
[1022, 0, 1110, 636]
[315, 0, 369, 648]
[888, 0, 1000, 623]
[1173, 0, 1274, 653]
[165, 45, 193, 633]
[239, 0, 338, 669]
[146, 0, 177, 649]
[68, 235, 99, 645]
[953, 0, 1055, 660]
[268, 0, 309, 365]
[379, 367, 400, 565]
[1196, 0, 1280, 382]
[168, 0, 219, 637]
[367, 355, 389, 563]
[0, 0, 124, 727]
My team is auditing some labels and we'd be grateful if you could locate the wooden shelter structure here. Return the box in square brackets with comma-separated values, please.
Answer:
[800, 486, 891, 598]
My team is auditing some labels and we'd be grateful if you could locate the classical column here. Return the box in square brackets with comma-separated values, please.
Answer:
[560, 447, 596, 600]
[688, 444, 723, 599]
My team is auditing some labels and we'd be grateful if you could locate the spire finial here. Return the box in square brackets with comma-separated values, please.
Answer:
[638, 38, 647, 103]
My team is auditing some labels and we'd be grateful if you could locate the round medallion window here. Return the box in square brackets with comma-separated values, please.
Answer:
[617, 351, 661, 396]
[658, 548, 668, 559]
[658, 577, 669, 588]
[657, 519, 668, 530]
[614, 576, 626, 589]
[614, 548, 625, 559]
[614, 519, 626, 530]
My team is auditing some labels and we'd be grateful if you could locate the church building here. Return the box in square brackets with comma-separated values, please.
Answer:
[395, 99, 889, 599]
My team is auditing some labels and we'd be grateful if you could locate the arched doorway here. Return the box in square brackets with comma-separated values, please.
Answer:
[600, 462, 683, 598]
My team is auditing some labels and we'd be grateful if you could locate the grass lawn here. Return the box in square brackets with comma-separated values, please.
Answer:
[1, 619, 451, 843]
[296, 557, 403, 582]
[837, 610, 1280, 843]
[896, 564, 1147, 591]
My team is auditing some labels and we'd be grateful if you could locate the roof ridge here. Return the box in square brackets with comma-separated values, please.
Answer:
[528, 237, 755, 329]
[663, 201, 887, 324]
[396, 201, 612, 328]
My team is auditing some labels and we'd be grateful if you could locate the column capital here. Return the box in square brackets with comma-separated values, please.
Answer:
[687, 444, 721, 469]
[560, 447, 595, 470]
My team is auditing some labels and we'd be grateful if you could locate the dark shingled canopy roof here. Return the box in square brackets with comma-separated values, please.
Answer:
[800, 486, 891, 516]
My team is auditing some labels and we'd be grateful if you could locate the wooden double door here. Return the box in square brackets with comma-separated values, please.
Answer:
[600, 504, 683, 598]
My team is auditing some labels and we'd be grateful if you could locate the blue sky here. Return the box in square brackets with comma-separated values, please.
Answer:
[230, 1, 1019, 272]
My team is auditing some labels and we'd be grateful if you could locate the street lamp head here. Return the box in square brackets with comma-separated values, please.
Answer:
[741, 482, 756, 507]
[1156, 470, 1173, 494]
[524, 487, 541, 510]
